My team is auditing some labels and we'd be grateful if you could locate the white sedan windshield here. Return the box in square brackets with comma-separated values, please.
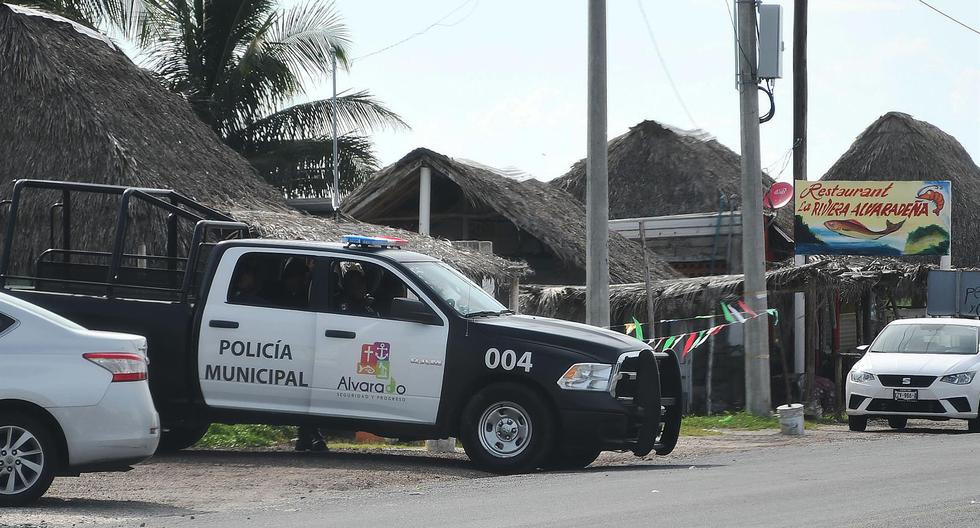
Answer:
[404, 261, 507, 316]
[871, 324, 979, 355]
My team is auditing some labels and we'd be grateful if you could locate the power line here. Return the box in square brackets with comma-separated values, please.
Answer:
[636, 0, 699, 129]
[724, 0, 755, 79]
[917, 0, 980, 36]
[352, 0, 480, 63]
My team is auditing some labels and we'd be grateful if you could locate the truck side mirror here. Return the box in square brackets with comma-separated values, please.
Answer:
[390, 297, 442, 326]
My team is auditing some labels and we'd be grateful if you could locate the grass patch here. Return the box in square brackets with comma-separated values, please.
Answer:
[682, 412, 818, 432]
[197, 424, 295, 448]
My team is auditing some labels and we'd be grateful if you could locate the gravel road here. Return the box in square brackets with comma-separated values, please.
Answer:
[1, 420, 967, 527]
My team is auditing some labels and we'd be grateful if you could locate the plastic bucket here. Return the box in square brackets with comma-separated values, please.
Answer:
[776, 403, 805, 435]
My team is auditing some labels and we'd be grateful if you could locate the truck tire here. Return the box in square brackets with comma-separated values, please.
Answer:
[0, 412, 58, 506]
[459, 383, 555, 474]
[848, 415, 867, 432]
[157, 424, 210, 453]
[547, 444, 602, 470]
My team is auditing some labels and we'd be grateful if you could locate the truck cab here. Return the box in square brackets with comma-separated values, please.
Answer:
[0, 180, 681, 473]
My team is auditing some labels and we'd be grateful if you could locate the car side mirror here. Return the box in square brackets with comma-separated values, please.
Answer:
[390, 297, 442, 325]
[855, 344, 869, 355]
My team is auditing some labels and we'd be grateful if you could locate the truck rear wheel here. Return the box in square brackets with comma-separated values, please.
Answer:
[459, 383, 554, 474]
[157, 424, 210, 453]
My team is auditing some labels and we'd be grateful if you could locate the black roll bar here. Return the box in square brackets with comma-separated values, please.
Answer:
[0, 179, 247, 298]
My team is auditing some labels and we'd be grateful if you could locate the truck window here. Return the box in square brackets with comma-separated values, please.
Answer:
[327, 259, 424, 319]
[227, 253, 315, 311]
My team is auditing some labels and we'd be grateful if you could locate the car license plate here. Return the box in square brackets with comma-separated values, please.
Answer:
[893, 389, 918, 401]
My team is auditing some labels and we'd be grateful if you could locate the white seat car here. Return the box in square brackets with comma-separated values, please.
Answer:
[846, 318, 980, 432]
[0, 293, 159, 505]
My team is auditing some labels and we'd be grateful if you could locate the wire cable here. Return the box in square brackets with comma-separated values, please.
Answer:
[916, 0, 980, 36]
[636, 0, 699, 129]
[352, 0, 480, 63]
[725, 0, 756, 80]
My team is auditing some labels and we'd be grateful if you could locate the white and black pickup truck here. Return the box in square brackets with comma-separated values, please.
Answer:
[0, 180, 681, 473]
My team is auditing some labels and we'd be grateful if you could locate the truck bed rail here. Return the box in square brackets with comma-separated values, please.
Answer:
[0, 179, 249, 301]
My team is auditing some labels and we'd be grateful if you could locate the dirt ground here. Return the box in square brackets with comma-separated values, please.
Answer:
[1, 419, 969, 528]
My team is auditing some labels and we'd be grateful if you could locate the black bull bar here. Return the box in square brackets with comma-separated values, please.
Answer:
[629, 348, 682, 456]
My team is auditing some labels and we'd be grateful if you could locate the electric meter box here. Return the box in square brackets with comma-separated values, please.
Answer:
[758, 4, 783, 79]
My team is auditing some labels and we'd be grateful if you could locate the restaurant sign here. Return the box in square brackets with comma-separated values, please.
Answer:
[794, 180, 951, 256]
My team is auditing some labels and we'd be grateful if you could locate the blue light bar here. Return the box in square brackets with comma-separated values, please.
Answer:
[342, 235, 408, 248]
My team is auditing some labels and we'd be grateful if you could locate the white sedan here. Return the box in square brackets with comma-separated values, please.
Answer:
[0, 293, 159, 505]
[846, 318, 980, 432]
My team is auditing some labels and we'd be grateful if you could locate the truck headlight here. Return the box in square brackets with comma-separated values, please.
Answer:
[940, 372, 976, 385]
[849, 370, 875, 383]
[557, 363, 613, 391]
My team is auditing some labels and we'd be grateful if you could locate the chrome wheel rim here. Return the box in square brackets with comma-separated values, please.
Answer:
[478, 402, 532, 458]
[0, 426, 44, 495]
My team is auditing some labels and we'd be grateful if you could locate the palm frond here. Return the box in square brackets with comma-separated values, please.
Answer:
[246, 135, 378, 198]
[236, 90, 407, 146]
[263, 0, 350, 79]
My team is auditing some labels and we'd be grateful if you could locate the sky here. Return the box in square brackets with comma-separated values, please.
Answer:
[312, 0, 980, 183]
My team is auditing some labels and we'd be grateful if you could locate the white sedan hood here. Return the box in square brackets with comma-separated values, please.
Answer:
[859, 352, 980, 376]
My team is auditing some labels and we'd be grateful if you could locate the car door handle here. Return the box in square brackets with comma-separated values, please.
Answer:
[209, 320, 239, 329]
[325, 330, 356, 339]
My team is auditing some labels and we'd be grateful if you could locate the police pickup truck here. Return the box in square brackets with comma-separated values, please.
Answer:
[0, 180, 681, 473]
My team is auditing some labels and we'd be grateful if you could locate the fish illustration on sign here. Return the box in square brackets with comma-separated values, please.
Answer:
[823, 219, 906, 240]
[916, 185, 945, 216]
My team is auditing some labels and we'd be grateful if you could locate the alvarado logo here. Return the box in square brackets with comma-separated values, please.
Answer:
[336, 341, 407, 397]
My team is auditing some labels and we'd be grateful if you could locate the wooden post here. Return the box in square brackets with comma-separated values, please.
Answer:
[706, 315, 715, 415]
[805, 289, 817, 403]
[639, 221, 655, 338]
[509, 275, 521, 314]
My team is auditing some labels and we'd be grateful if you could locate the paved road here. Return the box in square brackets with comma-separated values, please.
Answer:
[137, 429, 980, 528]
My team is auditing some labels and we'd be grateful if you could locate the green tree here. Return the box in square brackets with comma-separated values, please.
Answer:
[13, 0, 406, 198]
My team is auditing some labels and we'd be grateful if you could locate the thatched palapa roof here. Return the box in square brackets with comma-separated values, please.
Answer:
[0, 5, 518, 281]
[344, 148, 681, 283]
[521, 259, 930, 324]
[820, 112, 980, 268]
[551, 120, 792, 232]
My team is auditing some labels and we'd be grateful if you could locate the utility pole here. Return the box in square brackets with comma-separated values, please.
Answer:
[736, 0, 771, 416]
[586, 0, 610, 328]
[792, 0, 807, 397]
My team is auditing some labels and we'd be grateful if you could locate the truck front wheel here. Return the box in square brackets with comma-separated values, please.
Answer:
[460, 383, 554, 474]
[156, 424, 210, 453]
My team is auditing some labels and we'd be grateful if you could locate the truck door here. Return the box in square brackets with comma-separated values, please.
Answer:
[198, 248, 320, 414]
[311, 257, 449, 424]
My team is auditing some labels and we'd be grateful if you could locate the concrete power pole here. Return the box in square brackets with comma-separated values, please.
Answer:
[736, 0, 772, 416]
[792, 0, 807, 393]
[586, 0, 610, 328]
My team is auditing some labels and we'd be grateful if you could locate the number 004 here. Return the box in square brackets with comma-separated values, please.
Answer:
[485, 348, 533, 373]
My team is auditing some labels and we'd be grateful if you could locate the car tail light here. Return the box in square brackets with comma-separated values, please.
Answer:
[83, 353, 148, 382]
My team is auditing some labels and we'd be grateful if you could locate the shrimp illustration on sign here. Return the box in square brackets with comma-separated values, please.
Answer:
[916, 185, 945, 216]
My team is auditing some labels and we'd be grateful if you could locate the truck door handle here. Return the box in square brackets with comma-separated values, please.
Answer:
[209, 320, 239, 329]
[325, 330, 356, 339]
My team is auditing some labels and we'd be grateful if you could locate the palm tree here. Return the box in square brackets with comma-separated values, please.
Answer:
[142, 0, 406, 198]
[13, 0, 406, 198]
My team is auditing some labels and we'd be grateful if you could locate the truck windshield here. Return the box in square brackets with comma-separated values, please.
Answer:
[404, 262, 508, 317]
[870, 324, 979, 355]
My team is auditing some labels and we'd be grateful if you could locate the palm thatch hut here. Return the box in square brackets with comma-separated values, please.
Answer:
[0, 4, 518, 283]
[522, 258, 931, 412]
[551, 120, 794, 275]
[820, 112, 980, 268]
[343, 148, 680, 284]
